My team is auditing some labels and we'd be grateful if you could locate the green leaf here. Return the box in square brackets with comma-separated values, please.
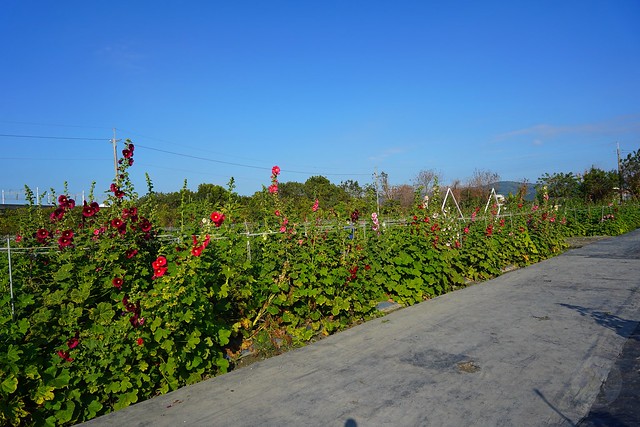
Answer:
[91, 302, 114, 325]
[55, 401, 75, 424]
[53, 264, 74, 282]
[1, 374, 18, 393]
[33, 385, 55, 405]
[87, 399, 103, 417]
[5, 344, 22, 363]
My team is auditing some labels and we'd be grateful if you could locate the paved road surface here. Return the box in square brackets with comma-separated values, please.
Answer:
[82, 229, 640, 426]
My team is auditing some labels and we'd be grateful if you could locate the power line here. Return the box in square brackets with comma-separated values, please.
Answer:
[0, 133, 108, 141]
[0, 131, 372, 177]
[134, 144, 371, 177]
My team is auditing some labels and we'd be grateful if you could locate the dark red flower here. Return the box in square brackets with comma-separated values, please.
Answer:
[115, 190, 125, 199]
[67, 199, 76, 209]
[67, 335, 79, 349]
[61, 229, 74, 239]
[58, 195, 68, 205]
[36, 228, 50, 241]
[50, 208, 65, 222]
[58, 236, 73, 248]
[122, 148, 133, 159]
[140, 218, 152, 232]
[82, 202, 95, 217]
[136, 338, 144, 346]
[111, 218, 123, 229]
[112, 277, 124, 289]
[125, 248, 138, 259]
[57, 350, 73, 362]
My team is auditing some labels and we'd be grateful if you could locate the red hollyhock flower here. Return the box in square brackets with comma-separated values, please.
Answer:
[115, 190, 125, 199]
[50, 208, 65, 221]
[82, 202, 95, 217]
[191, 245, 203, 257]
[36, 228, 50, 241]
[58, 195, 68, 205]
[152, 256, 167, 268]
[67, 333, 79, 349]
[140, 218, 152, 232]
[126, 248, 138, 258]
[111, 218, 123, 229]
[210, 212, 225, 227]
[57, 350, 73, 363]
[274, 209, 281, 217]
[272, 165, 280, 176]
[110, 183, 118, 193]
[15, 234, 22, 242]
[122, 148, 133, 159]
[112, 277, 124, 289]
[137, 338, 144, 346]
[61, 229, 74, 239]
[203, 234, 211, 248]
[58, 236, 73, 247]
[91, 201, 101, 213]
[268, 184, 278, 194]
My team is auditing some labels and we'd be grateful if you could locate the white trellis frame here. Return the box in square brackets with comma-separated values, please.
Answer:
[484, 187, 505, 216]
[441, 187, 464, 219]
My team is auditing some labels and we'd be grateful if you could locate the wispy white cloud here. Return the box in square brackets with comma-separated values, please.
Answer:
[96, 43, 146, 72]
[367, 146, 409, 162]
[494, 114, 640, 144]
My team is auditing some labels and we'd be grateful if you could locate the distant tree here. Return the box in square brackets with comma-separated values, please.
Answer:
[412, 169, 440, 196]
[339, 180, 364, 199]
[621, 148, 640, 199]
[579, 167, 618, 203]
[460, 169, 500, 207]
[536, 172, 580, 201]
[195, 183, 228, 206]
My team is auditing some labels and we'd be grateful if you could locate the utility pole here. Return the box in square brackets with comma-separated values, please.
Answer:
[111, 128, 121, 183]
[373, 167, 380, 215]
[617, 142, 623, 203]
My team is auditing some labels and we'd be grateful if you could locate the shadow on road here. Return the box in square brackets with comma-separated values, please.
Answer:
[558, 303, 639, 339]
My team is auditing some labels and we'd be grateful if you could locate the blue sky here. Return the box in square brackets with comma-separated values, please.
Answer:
[1, 1, 639, 201]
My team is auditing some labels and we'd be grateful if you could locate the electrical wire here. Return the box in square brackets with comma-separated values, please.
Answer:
[0, 134, 108, 141]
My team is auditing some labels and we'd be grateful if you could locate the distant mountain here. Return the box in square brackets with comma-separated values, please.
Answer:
[491, 181, 537, 201]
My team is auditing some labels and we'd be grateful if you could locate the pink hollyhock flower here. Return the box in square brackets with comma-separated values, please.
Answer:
[268, 184, 278, 194]
[312, 199, 319, 212]
[272, 165, 280, 176]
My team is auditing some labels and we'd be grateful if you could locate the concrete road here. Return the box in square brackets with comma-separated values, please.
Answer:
[82, 229, 640, 426]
